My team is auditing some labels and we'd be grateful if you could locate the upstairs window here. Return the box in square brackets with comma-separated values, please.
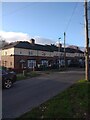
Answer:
[5, 52, 7, 55]
[29, 51, 33, 56]
[20, 51, 22, 54]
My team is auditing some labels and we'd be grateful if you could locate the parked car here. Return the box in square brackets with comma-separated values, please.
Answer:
[0, 69, 17, 89]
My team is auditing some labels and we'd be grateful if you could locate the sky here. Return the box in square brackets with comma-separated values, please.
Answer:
[0, 2, 85, 47]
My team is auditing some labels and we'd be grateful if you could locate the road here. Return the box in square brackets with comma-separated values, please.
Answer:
[2, 70, 85, 119]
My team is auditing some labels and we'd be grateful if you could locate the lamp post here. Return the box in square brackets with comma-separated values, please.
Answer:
[58, 37, 61, 70]
[64, 32, 66, 69]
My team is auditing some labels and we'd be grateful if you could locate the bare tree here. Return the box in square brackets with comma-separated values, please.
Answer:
[0, 36, 8, 49]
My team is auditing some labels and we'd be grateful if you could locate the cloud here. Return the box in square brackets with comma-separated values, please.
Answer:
[33, 36, 55, 45]
[0, 31, 84, 51]
[0, 31, 55, 45]
[0, 31, 30, 43]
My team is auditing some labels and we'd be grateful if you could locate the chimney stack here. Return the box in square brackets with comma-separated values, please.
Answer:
[30, 38, 35, 44]
[57, 43, 62, 48]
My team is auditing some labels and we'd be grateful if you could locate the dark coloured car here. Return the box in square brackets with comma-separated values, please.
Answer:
[0, 69, 17, 89]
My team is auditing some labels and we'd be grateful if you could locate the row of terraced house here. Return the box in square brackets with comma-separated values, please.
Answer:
[0, 39, 85, 72]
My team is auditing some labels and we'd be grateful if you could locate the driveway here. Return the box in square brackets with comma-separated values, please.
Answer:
[2, 70, 85, 119]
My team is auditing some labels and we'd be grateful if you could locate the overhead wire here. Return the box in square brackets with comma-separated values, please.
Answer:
[64, 2, 79, 33]
[63, 1, 84, 49]
[2, 2, 84, 48]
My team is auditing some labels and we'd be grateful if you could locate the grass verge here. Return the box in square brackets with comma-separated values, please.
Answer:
[16, 80, 89, 119]
[17, 71, 40, 81]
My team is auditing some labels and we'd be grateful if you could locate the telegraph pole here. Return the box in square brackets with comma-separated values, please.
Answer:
[58, 37, 61, 70]
[64, 32, 66, 69]
[84, 0, 89, 81]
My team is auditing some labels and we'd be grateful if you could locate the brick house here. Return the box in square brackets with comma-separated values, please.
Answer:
[1, 39, 84, 72]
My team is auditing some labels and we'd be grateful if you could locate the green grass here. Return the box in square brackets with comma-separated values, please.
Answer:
[17, 80, 89, 119]
[17, 70, 64, 81]
[17, 71, 40, 81]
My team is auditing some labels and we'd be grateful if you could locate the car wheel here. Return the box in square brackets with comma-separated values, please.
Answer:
[4, 79, 12, 89]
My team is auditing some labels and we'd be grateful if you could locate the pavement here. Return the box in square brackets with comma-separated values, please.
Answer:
[2, 69, 85, 119]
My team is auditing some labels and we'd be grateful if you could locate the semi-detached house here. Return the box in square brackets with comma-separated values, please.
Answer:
[1, 39, 84, 72]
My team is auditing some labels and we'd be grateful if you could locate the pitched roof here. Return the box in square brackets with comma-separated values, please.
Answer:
[2, 41, 20, 49]
[65, 47, 83, 53]
[2, 41, 84, 53]
[2, 41, 55, 52]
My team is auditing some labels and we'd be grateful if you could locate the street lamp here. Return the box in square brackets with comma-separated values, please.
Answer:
[64, 32, 66, 69]
[58, 37, 61, 70]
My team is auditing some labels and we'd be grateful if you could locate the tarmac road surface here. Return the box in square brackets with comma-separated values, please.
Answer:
[2, 70, 85, 119]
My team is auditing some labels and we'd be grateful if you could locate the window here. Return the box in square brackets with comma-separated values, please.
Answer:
[4, 61, 7, 66]
[29, 51, 33, 56]
[41, 60, 48, 66]
[42, 51, 46, 56]
[60, 60, 65, 66]
[20, 51, 22, 54]
[79, 59, 83, 63]
[28, 60, 36, 68]
[5, 52, 7, 55]
[67, 60, 71, 66]
[10, 62, 12, 66]
[29, 51, 30, 55]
